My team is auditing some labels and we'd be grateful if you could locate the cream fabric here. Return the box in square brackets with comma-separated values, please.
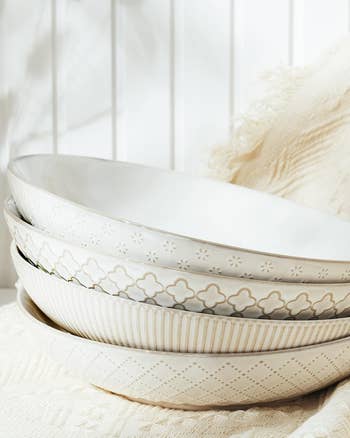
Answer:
[1, 302, 350, 438]
[210, 37, 350, 220]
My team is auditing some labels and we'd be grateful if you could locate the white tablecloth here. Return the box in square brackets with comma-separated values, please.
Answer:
[1, 302, 350, 437]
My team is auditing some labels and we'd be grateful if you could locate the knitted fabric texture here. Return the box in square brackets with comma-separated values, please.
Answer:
[2, 302, 350, 437]
[210, 37, 350, 220]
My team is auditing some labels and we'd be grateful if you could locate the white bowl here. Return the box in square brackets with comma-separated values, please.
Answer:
[17, 286, 350, 410]
[8, 154, 350, 283]
[6, 198, 350, 320]
[13, 242, 350, 353]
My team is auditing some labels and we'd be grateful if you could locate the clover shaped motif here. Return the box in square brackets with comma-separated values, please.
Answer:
[74, 269, 95, 288]
[257, 291, 285, 315]
[40, 241, 59, 268]
[80, 258, 106, 283]
[197, 284, 226, 309]
[60, 250, 80, 274]
[166, 279, 195, 303]
[335, 293, 350, 316]
[285, 292, 312, 316]
[124, 284, 146, 301]
[108, 266, 135, 290]
[153, 292, 177, 308]
[98, 277, 119, 295]
[136, 273, 164, 298]
[228, 288, 256, 312]
[180, 296, 206, 313]
[312, 293, 336, 316]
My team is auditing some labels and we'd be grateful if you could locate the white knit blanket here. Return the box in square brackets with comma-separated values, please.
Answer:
[1, 302, 350, 437]
[210, 37, 350, 221]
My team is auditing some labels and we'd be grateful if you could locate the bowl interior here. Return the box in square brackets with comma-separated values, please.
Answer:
[9, 154, 350, 260]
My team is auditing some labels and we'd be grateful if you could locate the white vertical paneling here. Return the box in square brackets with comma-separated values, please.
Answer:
[234, 0, 290, 114]
[2, 0, 350, 288]
[3, 0, 53, 157]
[111, 0, 118, 160]
[54, 0, 112, 159]
[293, 0, 348, 65]
[116, 0, 172, 168]
[172, 0, 185, 171]
[175, 0, 231, 175]
[0, 0, 53, 287]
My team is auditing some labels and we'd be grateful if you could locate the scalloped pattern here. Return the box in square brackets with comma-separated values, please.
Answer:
[8, 215, 350, 320]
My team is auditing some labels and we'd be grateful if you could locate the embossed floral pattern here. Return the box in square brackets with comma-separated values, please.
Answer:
[163, 240, 176, 254]
[8, 193, 350, 284]
[227, 255, 243, 268]
[177, 259, 190, 271]
[317, 268, 329, 280]
[131, 232, 144, 245]
[239, 272, 254, 279]
[208, 266, 222, 275]
[195, 248, 209, 261]
[341, 269, 350, 281]
[260, 261, 274, 273]
[290, 265, 303, 277]
[115, 242, 128, 256]
[9, 214, 350, 320]
[146, 251, 159, 264]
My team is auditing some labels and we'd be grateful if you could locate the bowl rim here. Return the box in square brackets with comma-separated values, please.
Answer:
[17, 285, 350, 359]
[13, 240, 350, 326]
[8, 153, 350, 265]
[6, 195, 350, 290]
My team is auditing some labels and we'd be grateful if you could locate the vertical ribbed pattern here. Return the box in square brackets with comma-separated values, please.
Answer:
[12, 244, 350, 354]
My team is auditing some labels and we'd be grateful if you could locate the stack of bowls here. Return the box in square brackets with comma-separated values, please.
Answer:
[7, 154, 350, 409]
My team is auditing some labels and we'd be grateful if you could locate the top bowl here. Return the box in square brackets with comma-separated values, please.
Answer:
[8, 154, 350, 283]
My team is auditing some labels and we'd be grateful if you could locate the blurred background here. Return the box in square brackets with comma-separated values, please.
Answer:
[0, 0, 349, 288]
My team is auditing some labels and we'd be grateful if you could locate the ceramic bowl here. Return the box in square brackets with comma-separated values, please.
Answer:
[13, 242, 350, 353]
[17, 286, 350, 410]
[6, 198, 350, 320]
[8, 154, 350, 283]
